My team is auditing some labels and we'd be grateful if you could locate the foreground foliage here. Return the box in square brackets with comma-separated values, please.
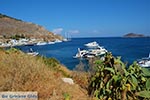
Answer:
[2, 48, 149, 100]
[0, 48, 88, 100]
[88, 52, 150, 100]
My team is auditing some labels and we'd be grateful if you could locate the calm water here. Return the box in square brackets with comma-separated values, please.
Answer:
[17, 37, 150, 70]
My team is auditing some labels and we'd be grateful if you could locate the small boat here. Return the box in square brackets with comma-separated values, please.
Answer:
[36, 41, 47, 45]
[137, 53, 150, 68]
[84, 41, 99, 48]
[48, 41, 55, 44]
[27, 48, 39, 56]
[54, 39, 62, 43]
[27, 52, 39, 56]
[24, 43, 36, 46]
[63, 38, 68, 42]
[63, 38, 71, 42]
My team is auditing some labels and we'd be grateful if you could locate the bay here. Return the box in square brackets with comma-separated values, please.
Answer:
[16, 37, 150, 70]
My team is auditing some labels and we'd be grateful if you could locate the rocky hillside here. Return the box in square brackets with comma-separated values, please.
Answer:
[0, 13, 63, 41]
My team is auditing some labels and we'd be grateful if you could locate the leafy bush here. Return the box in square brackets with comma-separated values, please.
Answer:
[88, 52, 150, 100]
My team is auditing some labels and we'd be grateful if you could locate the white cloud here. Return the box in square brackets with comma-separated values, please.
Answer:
[52, 28, 63, 34]
[68, 30, 80, 34]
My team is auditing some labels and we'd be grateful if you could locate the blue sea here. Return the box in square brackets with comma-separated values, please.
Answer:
[16, 37, 150, 70]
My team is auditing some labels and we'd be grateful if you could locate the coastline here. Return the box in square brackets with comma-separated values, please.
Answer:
[0, 38, 67, 48]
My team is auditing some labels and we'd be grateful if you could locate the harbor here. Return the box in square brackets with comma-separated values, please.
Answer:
[14, 37, 150, 69]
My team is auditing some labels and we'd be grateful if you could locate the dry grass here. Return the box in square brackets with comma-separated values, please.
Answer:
[0, 49, 89, 100]
[72, 71, 89, 90]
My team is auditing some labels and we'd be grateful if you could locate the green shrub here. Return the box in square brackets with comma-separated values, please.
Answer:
[40, 56, 60, 68]
[88, 52, 150, 100]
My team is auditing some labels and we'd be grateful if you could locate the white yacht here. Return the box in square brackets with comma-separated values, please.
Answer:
[137, 53, 150, 68]
[88, 46, 107, 56]
[74, 43, 107, 58]
[84, 41, 99, 48]
[73, 48, 89, 58]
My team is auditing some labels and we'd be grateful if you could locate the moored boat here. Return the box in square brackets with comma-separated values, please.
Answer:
[54, 39, 62, 43]
[73, 48, 89, 58]
[137, 53, 150, 68]
[84, 41, 99, 48]
[36, 41, 47, 45]
[74, 42, 107, 58]
[27, 48, 39, 56]
[48, 41, 55, 44]
[88, 46, 107, 56]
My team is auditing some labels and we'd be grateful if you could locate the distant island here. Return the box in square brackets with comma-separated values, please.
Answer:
[123, 33, 149, 38]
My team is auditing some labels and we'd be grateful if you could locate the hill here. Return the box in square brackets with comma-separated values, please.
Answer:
[0, 48, 88, 100]
[123, 33, 145, 38]
[0, 13, 63, 41]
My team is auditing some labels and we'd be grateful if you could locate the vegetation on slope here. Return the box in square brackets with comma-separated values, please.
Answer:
[0, 48, 88, 100]
[1, 48, 150, 100]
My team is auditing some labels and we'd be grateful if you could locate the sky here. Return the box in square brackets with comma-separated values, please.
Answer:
[0, 0, 150, 37]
